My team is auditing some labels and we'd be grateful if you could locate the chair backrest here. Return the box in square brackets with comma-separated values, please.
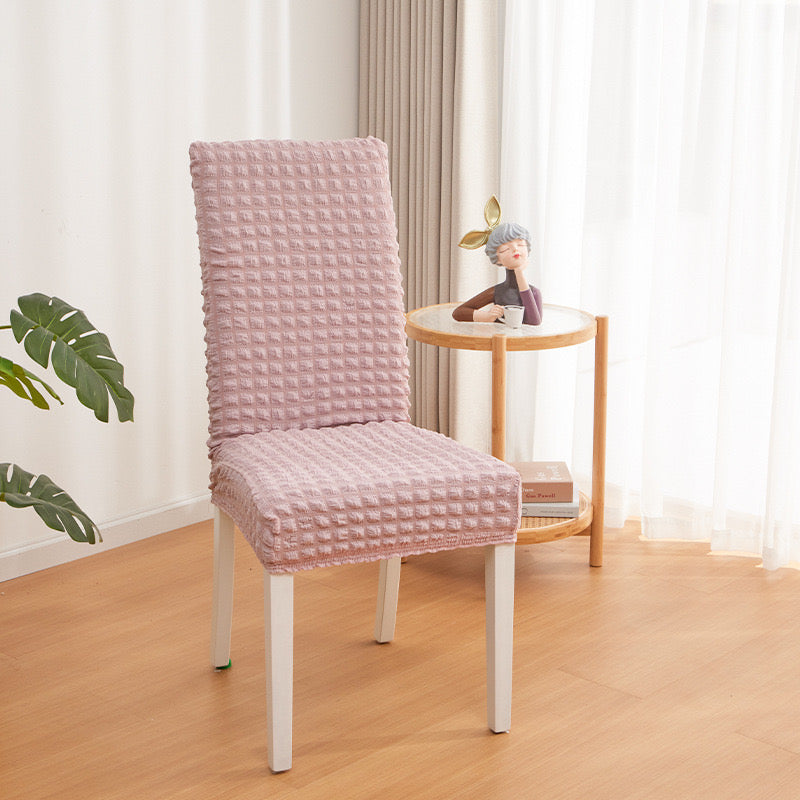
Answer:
[190, 137, 411, 450]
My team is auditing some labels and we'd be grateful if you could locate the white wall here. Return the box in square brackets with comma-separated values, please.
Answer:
[0, 0, 360, 579]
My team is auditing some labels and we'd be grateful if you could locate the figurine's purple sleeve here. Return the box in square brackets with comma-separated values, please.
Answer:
[520, 287, 542, 325]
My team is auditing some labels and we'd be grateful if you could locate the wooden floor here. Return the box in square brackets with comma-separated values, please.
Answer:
[3, 520, 800, 799]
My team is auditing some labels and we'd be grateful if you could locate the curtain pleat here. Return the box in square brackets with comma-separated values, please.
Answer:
[500, 0, 800, 568]
[359, 0, 499, 443]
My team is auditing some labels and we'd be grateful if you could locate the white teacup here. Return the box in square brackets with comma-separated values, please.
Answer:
[502, 305, 524, 329]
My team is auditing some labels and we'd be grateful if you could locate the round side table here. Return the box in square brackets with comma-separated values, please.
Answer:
[405, 302, 608, 567]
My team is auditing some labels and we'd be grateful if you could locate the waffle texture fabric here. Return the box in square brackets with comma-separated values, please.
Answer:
[190, 137, 520, 572]
[190, 136, 411, 449]
[211, 420, 520, 572]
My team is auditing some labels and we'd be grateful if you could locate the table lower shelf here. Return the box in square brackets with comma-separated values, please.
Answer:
[515, 492, 593, 545]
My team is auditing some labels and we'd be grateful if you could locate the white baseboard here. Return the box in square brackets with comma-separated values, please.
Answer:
[0, 493, 213, 582]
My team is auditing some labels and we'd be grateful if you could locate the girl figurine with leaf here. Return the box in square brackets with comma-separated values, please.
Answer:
[452, 196, 543, 325]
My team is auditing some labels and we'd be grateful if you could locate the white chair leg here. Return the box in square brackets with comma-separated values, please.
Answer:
[265, 571, 294, 773]
[374, 556, 402, 643]
[210, 507, 235, 669]
[485, 542, 515, 733]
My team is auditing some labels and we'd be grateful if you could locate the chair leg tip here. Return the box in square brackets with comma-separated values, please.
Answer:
[214, 659, 232, 671]
[269, 757, 292, 773]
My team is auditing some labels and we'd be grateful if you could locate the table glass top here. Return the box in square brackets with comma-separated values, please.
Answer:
[406, 302, 596, 351]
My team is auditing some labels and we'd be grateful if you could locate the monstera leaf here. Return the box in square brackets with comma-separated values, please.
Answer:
[0, 462, 100, 543]
[0, 354, 62, 409]
[10, 293, 134, 423]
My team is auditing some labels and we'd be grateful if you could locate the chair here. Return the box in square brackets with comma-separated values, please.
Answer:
[189, 136, 520, 772]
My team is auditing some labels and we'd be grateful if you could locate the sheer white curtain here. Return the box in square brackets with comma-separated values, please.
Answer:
[500, 0, 800, 568]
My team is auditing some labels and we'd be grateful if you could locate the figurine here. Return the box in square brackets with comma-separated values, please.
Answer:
[453, 196, 542, 325]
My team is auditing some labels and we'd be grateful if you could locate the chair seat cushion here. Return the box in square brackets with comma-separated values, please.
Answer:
[210, 420, 521, 572]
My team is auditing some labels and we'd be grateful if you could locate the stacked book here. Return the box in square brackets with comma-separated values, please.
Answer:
[511, 461, 579, 518]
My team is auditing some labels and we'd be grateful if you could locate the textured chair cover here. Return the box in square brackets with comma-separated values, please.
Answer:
[190, 137, 520, 573]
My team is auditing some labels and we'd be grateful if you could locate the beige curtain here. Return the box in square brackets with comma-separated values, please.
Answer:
[359, 0, 500, 448]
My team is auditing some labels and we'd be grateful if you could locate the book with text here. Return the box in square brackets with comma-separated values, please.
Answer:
[511, 461, 573, 503]
[521, 488, 580, 518]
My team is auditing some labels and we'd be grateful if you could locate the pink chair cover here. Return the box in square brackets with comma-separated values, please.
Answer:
[190, 137, 520, 573]
[190, 137, 410, 447]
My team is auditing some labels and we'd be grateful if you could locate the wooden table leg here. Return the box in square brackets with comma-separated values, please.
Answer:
[491, 334, 507, 461]
[590, 316, 608, 567]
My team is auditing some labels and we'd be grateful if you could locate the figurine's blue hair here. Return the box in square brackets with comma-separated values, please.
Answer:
[485, 222, 532, 265]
